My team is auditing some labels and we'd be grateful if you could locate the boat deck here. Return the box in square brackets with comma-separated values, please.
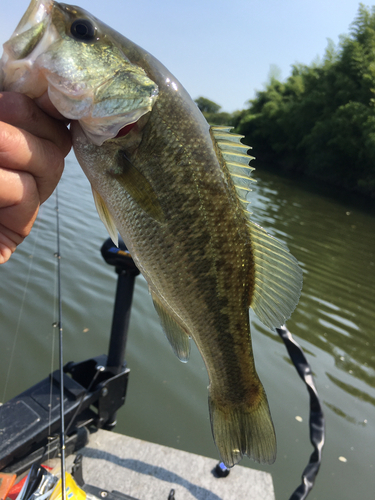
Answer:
[77, 429, 275, 500]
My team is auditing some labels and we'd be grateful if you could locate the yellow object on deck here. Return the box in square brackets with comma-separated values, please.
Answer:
[49, 473, 86, 500]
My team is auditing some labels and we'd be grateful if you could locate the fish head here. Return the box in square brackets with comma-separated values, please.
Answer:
[0, 0, 159, 145]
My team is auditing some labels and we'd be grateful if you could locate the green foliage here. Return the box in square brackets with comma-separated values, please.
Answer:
[234, 4, 375, 197]
[195, 97, 221, 114]
[195, 96, 235, 125]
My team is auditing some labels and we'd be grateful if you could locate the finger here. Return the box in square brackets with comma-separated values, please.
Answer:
[0, 169, 38, 232]
[0, 92, 71, 157]
[0, 122, 65, 203]
[34, 91, 69, 122]
[0, 168, 39, 264]
[0, 225, 24, 264]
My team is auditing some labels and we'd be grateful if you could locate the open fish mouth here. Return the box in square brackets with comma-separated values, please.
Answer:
[1, 0, 55, 97]
[11, 0, 54, 37]
[0, 0, 159, 145]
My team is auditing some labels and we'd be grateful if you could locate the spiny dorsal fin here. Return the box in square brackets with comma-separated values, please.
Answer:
[92, 186, 119, 247]
[211, 126, 256, 214]
[248, 221, 303, 329]
[212, 126, 302, 329]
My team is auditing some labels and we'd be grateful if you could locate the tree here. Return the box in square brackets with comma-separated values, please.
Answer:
[195, 97, 234, 125]
[235, 4, 375, 197]
[195, 97, 221, 114]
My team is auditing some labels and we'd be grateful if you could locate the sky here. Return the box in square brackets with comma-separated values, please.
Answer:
[0, 0, 368, 112]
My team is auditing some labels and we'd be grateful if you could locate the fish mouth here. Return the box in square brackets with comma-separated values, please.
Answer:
[12, 0, 54, 37]
[0, 0, 57, 97]
[1, 0, 159, 146]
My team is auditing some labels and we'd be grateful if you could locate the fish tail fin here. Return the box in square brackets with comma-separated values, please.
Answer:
[208, 386, 276, 468]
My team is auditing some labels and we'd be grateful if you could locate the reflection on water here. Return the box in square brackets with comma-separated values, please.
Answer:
[324, 402, 368, 426]
[253, 170, 375, 379]
[250, 170, 375, 498]
[326, 373, 375, 407]
[0, 155, 374, 500]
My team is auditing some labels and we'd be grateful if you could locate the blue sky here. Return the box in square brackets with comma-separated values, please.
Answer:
[0, 0, 367, 112]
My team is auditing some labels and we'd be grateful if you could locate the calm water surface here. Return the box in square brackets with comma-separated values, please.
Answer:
[0, 153, 374, 500]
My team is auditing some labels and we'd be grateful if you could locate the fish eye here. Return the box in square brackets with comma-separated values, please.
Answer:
[70, 19, 96, 42]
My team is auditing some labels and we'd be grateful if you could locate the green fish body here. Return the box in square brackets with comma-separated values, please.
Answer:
[0, 0, 303, 467]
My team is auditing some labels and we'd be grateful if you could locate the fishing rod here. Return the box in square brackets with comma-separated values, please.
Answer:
[55, 189, 66, 500]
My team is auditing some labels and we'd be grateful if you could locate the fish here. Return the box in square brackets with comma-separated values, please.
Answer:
[0, 0, 303, 467]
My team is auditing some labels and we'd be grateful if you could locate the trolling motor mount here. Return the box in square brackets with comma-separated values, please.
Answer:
[0, 238, 139, 475]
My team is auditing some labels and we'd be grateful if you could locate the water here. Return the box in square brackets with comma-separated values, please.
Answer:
[1, 153, 374, 500]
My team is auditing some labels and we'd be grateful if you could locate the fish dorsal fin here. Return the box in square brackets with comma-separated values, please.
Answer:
[92, 186, 119, 246]
[248, 221, 303, 329]
[211, 126, 302, 328]
[211, 126, 256, 214]
[151, 292, 191, 362]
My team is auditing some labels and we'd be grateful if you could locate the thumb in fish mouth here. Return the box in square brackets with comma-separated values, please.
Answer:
[34, 91, 70, 123]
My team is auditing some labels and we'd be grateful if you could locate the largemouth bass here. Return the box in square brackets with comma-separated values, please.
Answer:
[0, 0, 303, 467]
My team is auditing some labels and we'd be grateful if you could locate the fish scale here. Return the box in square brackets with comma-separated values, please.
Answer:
[124, 97, 273, 462]
[107, 93, 268, 449]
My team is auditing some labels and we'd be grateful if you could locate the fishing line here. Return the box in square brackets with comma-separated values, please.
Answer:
[65, 364, 105, 436]
[276, 325, 325, 500]
[47, 245, 59, 461]
[1, 206, 44, 405]
[54, 188, 66, 500]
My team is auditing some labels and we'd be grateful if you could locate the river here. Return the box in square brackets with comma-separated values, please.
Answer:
[0, 153, 374, 500]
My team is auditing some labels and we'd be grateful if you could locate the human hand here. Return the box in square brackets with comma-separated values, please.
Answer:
[0, 92, 71, 264]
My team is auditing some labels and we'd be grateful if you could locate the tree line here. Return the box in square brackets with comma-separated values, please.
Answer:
[196, 4, 375, 198]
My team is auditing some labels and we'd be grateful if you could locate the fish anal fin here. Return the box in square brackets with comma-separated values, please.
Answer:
[91, 186, 118, 246]
[152, 293, 191, 362]
[208, 384, 276, 467]
[248, 221, 303, 329]
[112, 151, 165, 223]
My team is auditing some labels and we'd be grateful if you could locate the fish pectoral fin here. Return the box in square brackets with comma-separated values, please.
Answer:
[92, 186, 119, 246]
[151, 293, 191, 362]
[111, 151, 165, 223]
[209, 384, 276, 467]
[248, 221, 303, 329]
